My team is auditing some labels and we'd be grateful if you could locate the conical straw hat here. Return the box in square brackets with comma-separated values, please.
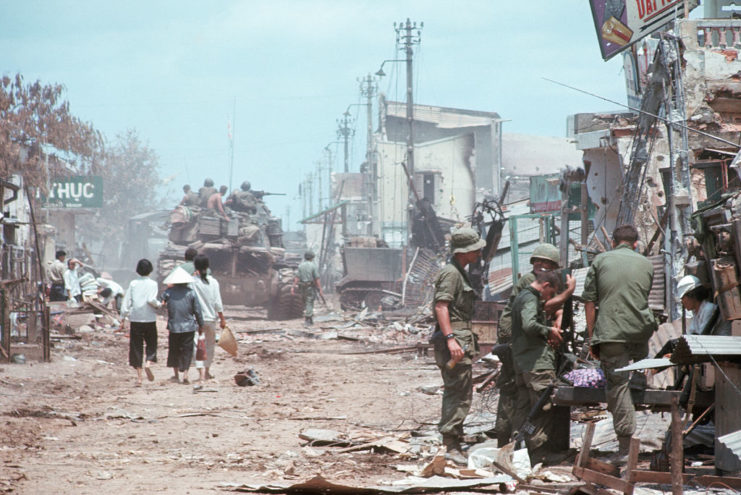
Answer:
[163, 266, 193, 285]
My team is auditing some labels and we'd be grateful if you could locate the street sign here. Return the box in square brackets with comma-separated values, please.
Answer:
[590, 0, 697, 60]
[41, 176, 103, 208]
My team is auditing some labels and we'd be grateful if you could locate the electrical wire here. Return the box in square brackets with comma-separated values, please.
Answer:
[543, 77, 741, 150]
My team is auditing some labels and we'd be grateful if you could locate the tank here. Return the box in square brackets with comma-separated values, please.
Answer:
[158, 195, 303, 320]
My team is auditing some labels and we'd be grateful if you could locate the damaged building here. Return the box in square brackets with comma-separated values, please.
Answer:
[551, 4, 741, 483]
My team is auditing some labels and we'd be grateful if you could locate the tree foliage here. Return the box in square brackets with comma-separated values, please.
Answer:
[0, 74, 103, 189]
[79, 129, 163, 266]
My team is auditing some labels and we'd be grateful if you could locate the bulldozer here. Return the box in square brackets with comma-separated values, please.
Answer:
[158, 194, 303, 320]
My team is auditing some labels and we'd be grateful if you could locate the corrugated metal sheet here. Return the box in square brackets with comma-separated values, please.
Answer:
[649, 255, 666, 312]
[717, 429, 741, 465]
[572, 267, 589, 299]
[672, 335, 741, 363]
[567, 255, 663, 310]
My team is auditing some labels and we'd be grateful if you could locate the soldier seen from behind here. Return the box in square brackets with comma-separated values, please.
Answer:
[582, 224, 657, 465]
[179, 184, 199, 207]
[292, 250, 324, 327]
[198, 178, 217, 208]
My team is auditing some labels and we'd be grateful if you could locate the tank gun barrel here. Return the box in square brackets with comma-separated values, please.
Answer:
[252, 191, 286, 199]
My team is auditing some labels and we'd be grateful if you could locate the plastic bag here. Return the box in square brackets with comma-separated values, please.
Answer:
[195, 333, 207, 361]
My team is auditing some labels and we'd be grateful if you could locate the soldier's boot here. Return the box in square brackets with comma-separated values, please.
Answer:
[304, 317, 312, 327]
[611, 435, 632, 467]
[442, 435, 467, 465]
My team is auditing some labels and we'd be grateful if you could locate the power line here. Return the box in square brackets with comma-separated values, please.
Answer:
[542, 77, 741, 149]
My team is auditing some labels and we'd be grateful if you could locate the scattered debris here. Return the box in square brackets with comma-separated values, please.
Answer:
[234, 369, 260, 386]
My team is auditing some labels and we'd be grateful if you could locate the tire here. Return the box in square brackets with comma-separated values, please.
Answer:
[267, 284, 303, 320]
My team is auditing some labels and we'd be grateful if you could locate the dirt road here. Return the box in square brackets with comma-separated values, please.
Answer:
[2, 307, 494, 494]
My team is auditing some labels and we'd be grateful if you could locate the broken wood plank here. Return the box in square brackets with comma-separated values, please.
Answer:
[670, 396, 683, 495]
[235, 328, 285, 335]
[585, 457, 619, 477]
[343, 345, 422, 355]
[628, 471, 693, 484]
[573, 466, 634, 495]
[576, 422, 595, 469]
[335, 438, 408, 454]
[475, 369, 501, 393]
[694, 475, 741, 490]
[622, 437, 640, 481]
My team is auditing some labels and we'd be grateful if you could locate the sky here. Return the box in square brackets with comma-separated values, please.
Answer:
[1, 1, 632, 228]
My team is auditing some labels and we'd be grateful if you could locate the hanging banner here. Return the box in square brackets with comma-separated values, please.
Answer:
[590, 0, 697, 60]
[40, 176, 103, 208]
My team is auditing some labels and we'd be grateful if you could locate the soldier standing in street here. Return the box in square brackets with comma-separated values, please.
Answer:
[582, 224, 657, 464]
[490, 244, 575, 446]
[292, 251, 324, 326]
[431, 227, 485, 465]
[511, 269, 570, 466]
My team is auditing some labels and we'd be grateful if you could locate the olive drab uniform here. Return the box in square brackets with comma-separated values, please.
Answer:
[511, 286, 559, 460]
[492, 271, 535, 444]
[581, 244, 656, 439]
[198, 186, 217, 207]
[297, 259, 320, 319]
[231, 190, 258, 213]
[432, 258, 479, 439]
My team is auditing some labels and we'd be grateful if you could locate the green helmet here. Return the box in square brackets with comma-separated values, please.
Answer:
[304, 250, 315, 260]
[241, 181, 251, 191]
[530, 243, 560, 266]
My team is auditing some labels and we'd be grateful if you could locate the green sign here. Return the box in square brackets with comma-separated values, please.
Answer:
[41, 176, 103, 208]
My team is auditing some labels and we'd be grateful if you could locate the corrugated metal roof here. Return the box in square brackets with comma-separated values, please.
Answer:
[573, 267, 589, 299]
[672, 335, 741, 363]
[718, 429, 741, 465]
[648, 255, 665, 312]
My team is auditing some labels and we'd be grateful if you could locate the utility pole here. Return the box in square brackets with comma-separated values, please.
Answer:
[395, 19, 422, 178]
[337, 111, 354, 173]
[395, 18, 422, 245]
[300, 182, 305, 220]
[307, 174, 314, 217]
[315, 160, 323, 211]
[359, 74, 378, 236]
[324, 144, 334, 202]
[228, 97, 236, 193]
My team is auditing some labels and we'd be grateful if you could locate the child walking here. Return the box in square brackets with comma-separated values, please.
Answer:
[120, 259, 161, 387]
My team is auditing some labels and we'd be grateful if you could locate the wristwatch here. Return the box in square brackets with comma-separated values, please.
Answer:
[446, 333, 456, 340]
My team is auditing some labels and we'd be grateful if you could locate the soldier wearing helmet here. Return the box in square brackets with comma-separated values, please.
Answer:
[227, 180, 258, 214]
[431, 227, 486, 465]
[487, 243, 575, 447]
[198, 178, 217, 208]
[292, 250, 324, 326]
[179, 184, 199, 207]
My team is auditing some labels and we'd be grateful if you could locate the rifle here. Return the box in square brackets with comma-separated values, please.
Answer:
[514, 384, 555, 444]
[314, 286, 330, 309]
[252, 191, 286, 199]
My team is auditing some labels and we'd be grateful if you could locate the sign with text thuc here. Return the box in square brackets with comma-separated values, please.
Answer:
[41, 176, 103, 208]
[590, 0, 697, 61]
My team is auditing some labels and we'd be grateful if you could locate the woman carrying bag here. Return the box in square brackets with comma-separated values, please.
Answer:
[190, 254, 227, 386]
